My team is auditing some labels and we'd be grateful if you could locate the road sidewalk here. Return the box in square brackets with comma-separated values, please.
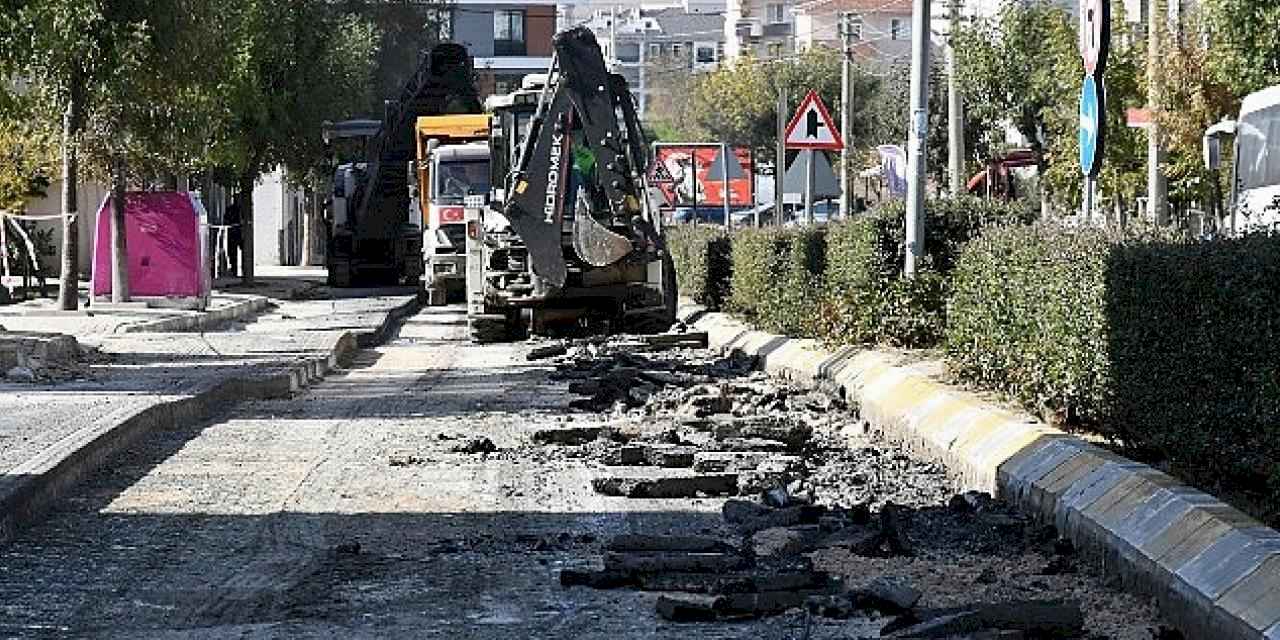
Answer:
[0, 267, 421, 543]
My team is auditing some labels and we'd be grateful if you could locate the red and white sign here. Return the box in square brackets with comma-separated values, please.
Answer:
[1126, 107, 1152, 128]
[784, 90, 844, 151]
[1079, 0, 1109, 75]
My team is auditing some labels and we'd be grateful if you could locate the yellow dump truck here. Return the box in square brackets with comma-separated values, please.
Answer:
[412, 114, 490, 304]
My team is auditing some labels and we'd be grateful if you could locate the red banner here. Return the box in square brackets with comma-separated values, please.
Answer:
[652, 145, 754, 207]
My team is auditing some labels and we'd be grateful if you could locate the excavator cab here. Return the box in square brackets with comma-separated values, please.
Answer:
[465, 27, 676, 342]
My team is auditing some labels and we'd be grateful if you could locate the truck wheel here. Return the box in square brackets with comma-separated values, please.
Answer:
[661, 251, 678, 327]
[626, 253, 678, 335]
[468, 313, 510, 344]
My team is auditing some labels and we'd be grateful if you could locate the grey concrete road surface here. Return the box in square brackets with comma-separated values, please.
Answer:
[0, 306, 1170, 639]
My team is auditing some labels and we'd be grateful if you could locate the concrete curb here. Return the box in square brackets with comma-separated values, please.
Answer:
[115, 295, 272, 334]
[0, 302, 406, 546]
[354, 296, 423, 348]
[678, 301, 1280, 640]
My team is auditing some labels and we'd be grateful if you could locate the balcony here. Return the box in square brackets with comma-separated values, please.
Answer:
[763, 22, 791, 37]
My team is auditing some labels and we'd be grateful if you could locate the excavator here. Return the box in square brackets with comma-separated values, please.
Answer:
[464, 27, 677, 342]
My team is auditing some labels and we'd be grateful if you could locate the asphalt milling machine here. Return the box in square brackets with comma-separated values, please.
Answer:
[464, 27, 677, 343]
[323, 43, 482, 287]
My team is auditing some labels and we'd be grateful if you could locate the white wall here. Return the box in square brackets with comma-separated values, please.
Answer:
[252, 169, 285, 267]
[24, 180, 110, 278]
[251, 167, 306, 267]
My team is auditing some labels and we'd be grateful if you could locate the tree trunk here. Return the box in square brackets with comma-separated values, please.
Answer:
[238, 171, 255, 286]
[110, 153, 130, 303]
[56, 80, 85, 311]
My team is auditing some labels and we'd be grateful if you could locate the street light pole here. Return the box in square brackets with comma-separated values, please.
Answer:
[904, 0, 931, 276]
[776, 88, 786, 227]
[840, 12, 854, 218]
[946, 0, 965, 196]
[1146, 0, 1168, 225]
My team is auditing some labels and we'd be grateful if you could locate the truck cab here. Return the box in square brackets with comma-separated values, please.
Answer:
[413, 115, 489, 304]
[1204, 85, 1280, 233]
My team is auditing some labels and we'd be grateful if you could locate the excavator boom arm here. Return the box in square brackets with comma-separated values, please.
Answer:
[502, 27, 653, 288]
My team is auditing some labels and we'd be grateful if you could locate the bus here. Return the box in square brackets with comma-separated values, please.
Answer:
[1205, 85, 1280, 233]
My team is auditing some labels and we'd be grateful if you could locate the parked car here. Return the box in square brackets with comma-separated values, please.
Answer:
[782, 199, 840, 226]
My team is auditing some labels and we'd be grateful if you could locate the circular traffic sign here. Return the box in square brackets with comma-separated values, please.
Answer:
[1079, 74, 1105, 177]
[1079, 0, 1110, 75]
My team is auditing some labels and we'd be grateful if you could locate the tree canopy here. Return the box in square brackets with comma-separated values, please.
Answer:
[1202, 0, 1280, 98]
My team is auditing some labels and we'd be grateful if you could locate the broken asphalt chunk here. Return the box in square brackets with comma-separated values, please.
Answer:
[639, 332, 708, 350]
[451, 436, 496, 454]
[854, 576, 921, 614]
[656, 594, 720, 622]
[885, 599, 1084, 638]
[559, 569, 637, 589]
[603, 551, 745, 574]
[526, 343, 569, 360]
[592, 474, 738, 499]
[606, 534, 735, 553]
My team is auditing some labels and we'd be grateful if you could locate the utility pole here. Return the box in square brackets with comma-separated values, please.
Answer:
[1146, 0, 1168, 224]
[805, 150, 815, 226]
[839, 12, 854, 218]
[609, 5, 617, 66]
[721, 142, 732, 230]
[904, 0, 931, 276]
[946, 0, 965, 196]
[638, 29, 647, 116]
[776, 88, 786, 226]
[110, 153, 130, 303]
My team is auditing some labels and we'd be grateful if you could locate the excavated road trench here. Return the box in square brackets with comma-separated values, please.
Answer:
[0, 306, 1172, 639]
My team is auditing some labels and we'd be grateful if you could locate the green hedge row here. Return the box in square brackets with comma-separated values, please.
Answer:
[948, 224, 1280, 521]
[817, 197, 1035, 347]
[667, 196, 1033, 346]
[726, 227, 825, 336]
[666, 225, 731, 309]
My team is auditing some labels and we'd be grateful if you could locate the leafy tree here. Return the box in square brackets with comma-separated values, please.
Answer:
[1155, 11, 1237, 214]
[0, 0, 231, 307]
[1, 1, 140, 308]
[1202, 0, 1280, 97]
[952, 1, 1078, 178]
[207, 1, 380, 284]
[952, 0, 1153, 214]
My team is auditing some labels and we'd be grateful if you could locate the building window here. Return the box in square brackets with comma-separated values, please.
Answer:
[494, 10, 526, 55]
[617, 42, 640, 63]
[890, 18, 905, 40]
[671, 42, 684, 57]
[716, 41, 725, 60]
[767, 3, 786, 24]
[766, 41, 783, 57]
[428, 8, 453, 40]
[649, 43, 662, 59]
[695, 44, 716, 63]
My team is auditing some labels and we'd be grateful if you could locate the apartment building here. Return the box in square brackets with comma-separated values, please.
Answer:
[794, 0, 912, 63]
[583, 6, 726, 116]
[723, 0, 794, 61]
[450, 0, 558, 98]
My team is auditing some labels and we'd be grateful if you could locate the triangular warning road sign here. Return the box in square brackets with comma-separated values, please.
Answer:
[784, 90, 844, 151]
[651, 161, 675, 183]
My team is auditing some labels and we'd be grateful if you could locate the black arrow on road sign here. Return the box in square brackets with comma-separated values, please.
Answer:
[806, 109, 823, 139]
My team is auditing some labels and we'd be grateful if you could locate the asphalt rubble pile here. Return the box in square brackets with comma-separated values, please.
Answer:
[527, 330, 1151, 639]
